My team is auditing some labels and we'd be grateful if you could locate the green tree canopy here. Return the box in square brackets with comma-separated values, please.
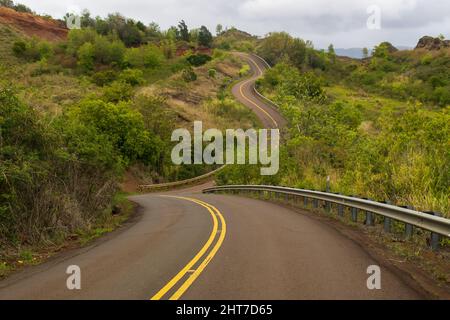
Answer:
[198, 26, 213, 47]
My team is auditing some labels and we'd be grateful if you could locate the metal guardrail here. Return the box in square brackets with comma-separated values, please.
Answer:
[251, 53, 272, 70]
[249, 53, 281, 111]
[138, 166, 225, 192]
[253, 86, 280, 110]
[203, 185, 450, 250]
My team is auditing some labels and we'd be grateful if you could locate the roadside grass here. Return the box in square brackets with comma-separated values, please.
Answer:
[0, 192, 137, 280]
[77, 192, 135, 246]
[325, 85, 409, 121]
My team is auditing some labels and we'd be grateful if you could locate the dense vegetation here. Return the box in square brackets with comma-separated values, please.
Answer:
[255, 32, 450, 107]
[219, 35, 450, 216]
[0, 4, 248, 252]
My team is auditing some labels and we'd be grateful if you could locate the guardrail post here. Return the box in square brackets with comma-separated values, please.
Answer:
[325, 200, 331, 213]
[424, 211, 441, 251]
[304, 196, 308, 207]
[313, 198, 319, 208]
[337, 203, 344, 217]
[363, 198, 375, 226]
[351, 207, 358, 222]
[365, 211, 374, 226]
[383, 201, 392, 233]
[402, 206, 414, 239]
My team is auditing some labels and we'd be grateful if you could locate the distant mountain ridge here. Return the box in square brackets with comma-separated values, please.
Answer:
[334, 46, 413, 59]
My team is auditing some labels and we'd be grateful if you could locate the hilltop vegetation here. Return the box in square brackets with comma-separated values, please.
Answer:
[253, 32, 450, 107]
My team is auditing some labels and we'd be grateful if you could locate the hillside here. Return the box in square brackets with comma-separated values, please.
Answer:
[0, 7, 256, 265]
[221, 32, 450, 218]
[214, 27, 259, 51]
[0, 6, 67, 40]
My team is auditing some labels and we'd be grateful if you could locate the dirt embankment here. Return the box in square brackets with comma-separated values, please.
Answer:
[0, 7, 68, 41]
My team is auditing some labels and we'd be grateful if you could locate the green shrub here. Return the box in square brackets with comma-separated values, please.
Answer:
[0, 86, 115, 244]
[124, 45, 164, 69]
[186, 54, 212, 67]
[70, 99, 162, 166]
[260, 62, 325, 102]
[12, 40, 26, 56]
[92, 37, 125, 66]
[67, 29, 98, 55]
[208, 69, 217, 78]
[67, 29, 126, 69]
[0, 81, 168, 248]
[161, 39, 176, 59]
[92, 70, 118, 86]
[239, 64, 250, 77]
[217, 42, 231, 50]
[77, 42, 95, 72]
[118, 69, 144, 86]
[102, 81, 134, 102]
[181, 67, 197, 82]
[11, 38, 53, 62]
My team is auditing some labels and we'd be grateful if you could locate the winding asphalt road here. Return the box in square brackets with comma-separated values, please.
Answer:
[0, 54, 425, 300]
[232, 53, 287, 129]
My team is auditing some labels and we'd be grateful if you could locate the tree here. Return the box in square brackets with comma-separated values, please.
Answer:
[80, 9, 95, 28]
[0, 0, 14, 8]
[372, 43, 389, 59]
[12, 3, 32, 13]
[165, 26, 179, 41]
[118, 20, 143, 47]
[328, 44, 336, 63]
[136, 21, 147, 33]
[198, 26, 213, 48]
[161, 39, 176, 59]
[178, 20, 190, 42]
[146, 22, 162, 41]
[362, 47, 369, 58]
[257, 32, 292, 65]
[328, 44, 335, 55]
[189, 28, 199, 43]
[1, 1, 33, 13]
[216, 24, 223, 36]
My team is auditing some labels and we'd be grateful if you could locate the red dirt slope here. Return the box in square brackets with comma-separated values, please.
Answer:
[0, 7, 67, 41]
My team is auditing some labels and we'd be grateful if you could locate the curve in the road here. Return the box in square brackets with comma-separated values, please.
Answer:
[0, 52, 431, 300]
[139, 52, 286, 191]
[151, 196, 226, 300]
[232, 52, 287, 130]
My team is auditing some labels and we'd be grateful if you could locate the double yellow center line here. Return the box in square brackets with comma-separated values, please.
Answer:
[150, 196, 226, 300]
[238, 57, 279, 129]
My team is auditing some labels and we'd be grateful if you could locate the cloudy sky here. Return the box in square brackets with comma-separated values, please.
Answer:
[19, 0, 450, 49]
